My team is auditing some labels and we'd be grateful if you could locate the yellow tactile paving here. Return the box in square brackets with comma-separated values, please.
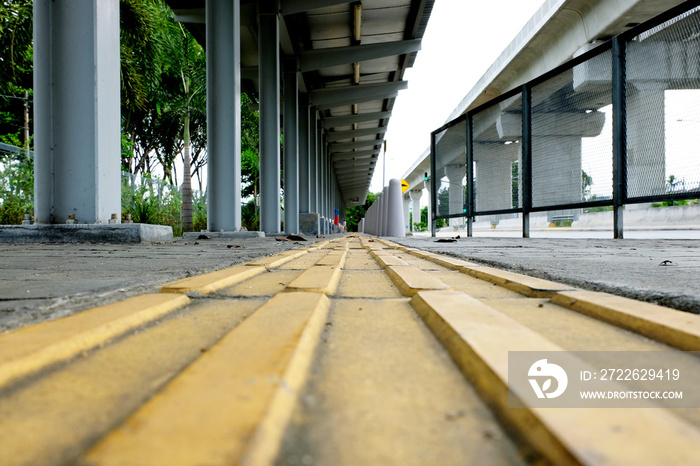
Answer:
[246, 249, 308, 268]
[0, 299, 261, 466]
[161, 264, 266, 294]
[384, 265, 451, 296]
[0, 293, 190, 391]
[552, 290, 700, 351]
[286, 265, 344, 294]
[3, 234, 700, 466]
[220, 269, 304, 297]
[81, 292, 329, 466]
[410, 290, 700, 465]
[461, 265, 576, 298]
[276, 298, 527, 465]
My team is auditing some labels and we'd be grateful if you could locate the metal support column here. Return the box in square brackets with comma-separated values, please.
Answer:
[283, 58, 299, 234]
[309, 110, 319, 215]
[612, 36, 627, 239]
[466, 114, 474, 237]
[521, 84, 532, 238]
[206, 0, 241, 231]
[34, 0, 121, 224]
[299, 95, 310, 213]
[259, 0, 281, 233]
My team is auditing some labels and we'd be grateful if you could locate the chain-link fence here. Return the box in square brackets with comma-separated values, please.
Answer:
[430, 1, 700, 237]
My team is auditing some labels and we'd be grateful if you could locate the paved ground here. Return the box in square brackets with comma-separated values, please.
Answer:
[395, 235, 700, 314]
[2, 235, 700, 465]
[1, 233, 699, 332]
[0, 234, 334, 331]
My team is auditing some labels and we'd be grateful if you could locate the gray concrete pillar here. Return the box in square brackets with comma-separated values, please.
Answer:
[259, 1, 281, 233]
[627, 86, 666, 198]
[409, 189, 423, 231]
[283, 58, 299, 234]
[34, 0, 120, 224]
[531, 137, 581, 207]
[445, 164, 465, 228]
[475, 145, 516, 213]
[299, 96, 310, 213]
[206, 0, 241, 232]
[403, 194, 411, 233]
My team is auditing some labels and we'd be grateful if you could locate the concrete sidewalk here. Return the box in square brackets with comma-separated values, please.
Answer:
[393, 236, 700, 314]
[1, 233, 698, 332]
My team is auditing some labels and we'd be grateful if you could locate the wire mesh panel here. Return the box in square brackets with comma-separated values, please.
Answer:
[472, 95, 522, 214]
[626, 7, 700, 200]
[433, 118, 467, 223]
[531, 49, 613, 209]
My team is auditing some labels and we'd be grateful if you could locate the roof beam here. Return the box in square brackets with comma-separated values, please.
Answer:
[325, 127, 387, 142]
[299, 40, 421, 72]
[329, 140, 382, 152]
[321, 111, 392, 128]
[281, 0, 353, 15]
[334, 160, 376, 169]
[310, 81, 407, 107]
[332, 150, 378, 161]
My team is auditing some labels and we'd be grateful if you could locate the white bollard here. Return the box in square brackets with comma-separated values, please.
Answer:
[387, 179, 405, 237]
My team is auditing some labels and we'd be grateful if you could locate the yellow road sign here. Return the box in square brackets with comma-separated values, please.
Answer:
[401, 179, 410, 193]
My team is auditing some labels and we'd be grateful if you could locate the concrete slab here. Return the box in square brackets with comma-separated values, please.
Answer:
[0, 223, 173, 243]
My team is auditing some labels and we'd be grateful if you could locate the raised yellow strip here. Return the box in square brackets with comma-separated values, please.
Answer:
[286, 266, 343, 294]
[462, 265, 575, 298]
[370, 252, 409, 268]
[161, 265, 266, 294]
[384, 265, 450, 296]
[315, 249, 348, 267]
[411, 290, 700, 465]
[81, 292, 330, 466]
[552, 290, 700, 351]
[240, 294, 331, 465]
[0, 293, 190, 390]
[246, 249, 308, 268]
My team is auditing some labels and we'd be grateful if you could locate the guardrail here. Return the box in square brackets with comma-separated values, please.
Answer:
[429, 1, 700, 238]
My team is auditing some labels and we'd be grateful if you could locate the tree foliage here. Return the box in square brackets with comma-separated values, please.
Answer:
[344, 192, 379, 232]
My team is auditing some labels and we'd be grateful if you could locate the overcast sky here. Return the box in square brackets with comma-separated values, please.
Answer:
[370, 0, 547, 192]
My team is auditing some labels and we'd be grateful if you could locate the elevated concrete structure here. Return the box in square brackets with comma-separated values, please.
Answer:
[403, 0, 687, 216]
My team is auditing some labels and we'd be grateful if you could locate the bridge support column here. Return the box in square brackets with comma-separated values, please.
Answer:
[206, 0, 241, 232]
[626, 86, 666, 200]
[34, 0, 120, 225]
[531, 137, 582, 206]
[403, 194, 411, 234]
[410, 189, 423, 232]
[445, 164, 465, 228]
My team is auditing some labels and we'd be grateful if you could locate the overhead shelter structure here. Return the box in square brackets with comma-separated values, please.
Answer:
[165, 0, 433, 235]
[28, 0, 432, 239]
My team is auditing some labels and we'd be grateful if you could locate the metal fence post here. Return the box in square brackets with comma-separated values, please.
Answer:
[521, 84, 532, 238]
[466, 114, 474, 237]
[430, 131, 437, 237]
[612, 36, 627, 239]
